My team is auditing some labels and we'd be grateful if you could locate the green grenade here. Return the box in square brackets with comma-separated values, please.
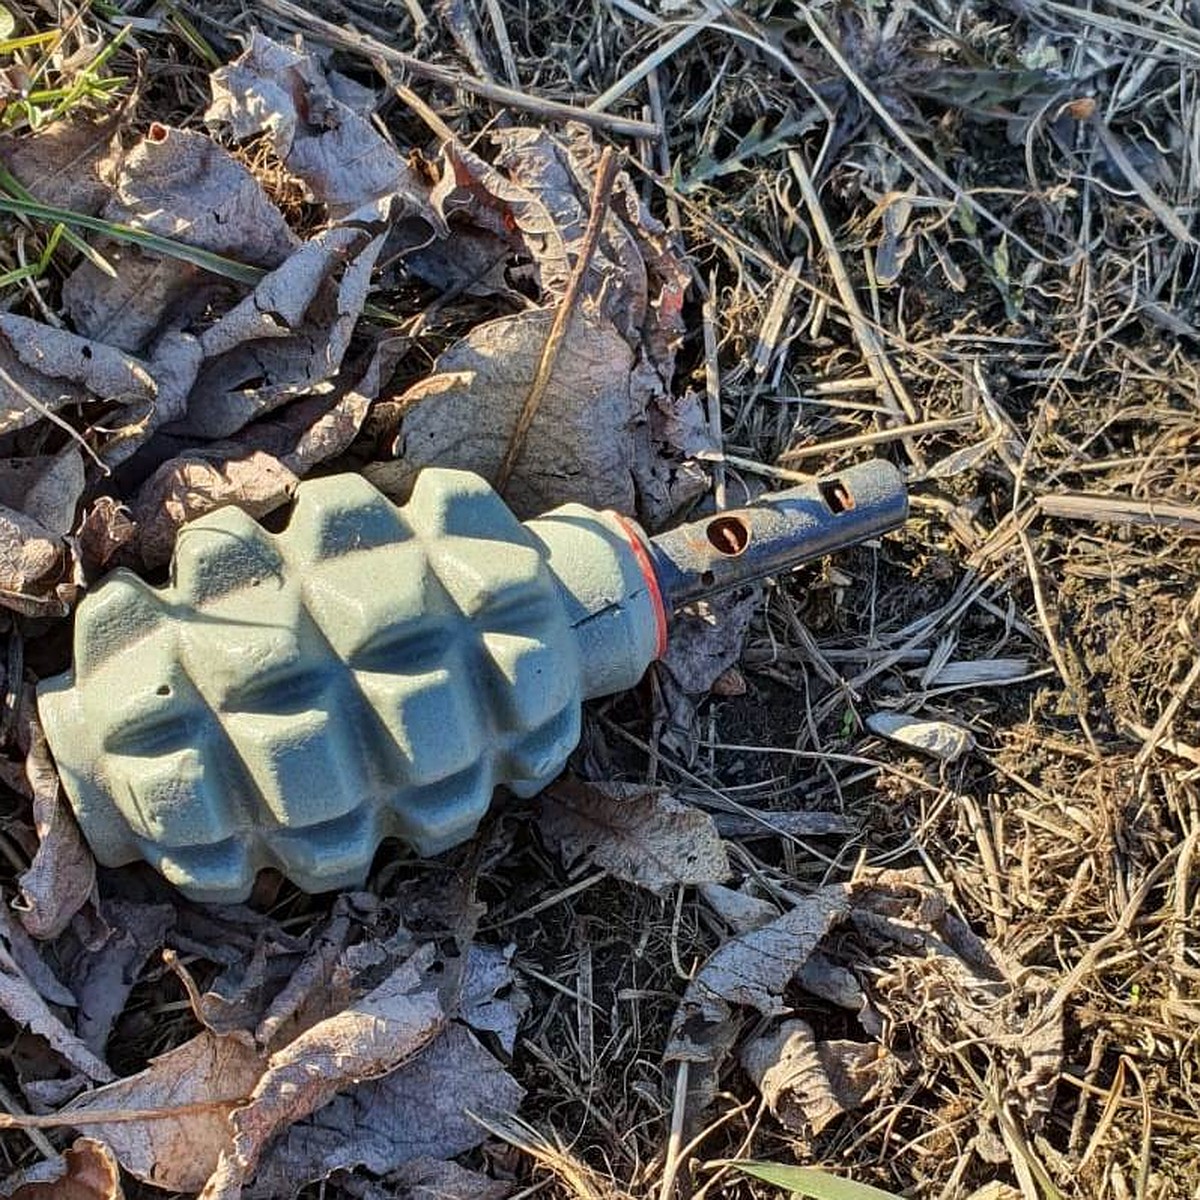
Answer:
[37, 462, 906, 902]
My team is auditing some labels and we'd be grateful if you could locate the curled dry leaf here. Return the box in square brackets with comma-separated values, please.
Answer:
[0, 312, 156, 438]
[661, 589, 761, 695]
[0, 504, 74, 618]
[740, 1018, 887, 1138]
[69, 901, 175, 1057]
[67, 1032, 267, 1192]
[244, 1023, 524, 1199]
[16, 711, 96, 941]
[200, 946, 444, 1200]
[383, 1158, 513, 1200]
[0, 1137, 123, 1200]
[132, 449, 298, 570]
[539, 778, 731, 894]
[207, 32, 431, 217]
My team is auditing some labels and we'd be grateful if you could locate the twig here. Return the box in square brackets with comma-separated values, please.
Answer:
[496, 147, 621, 492]
[1038, 492, 1200, 534]
[786, 149, 925, 470]
[658, 1060, 690, 1200]
[779, 414, 974, 461]
[0, 1080, 57, 1159]
[702, 273, 726, 509]
[257, 0, 659, 138]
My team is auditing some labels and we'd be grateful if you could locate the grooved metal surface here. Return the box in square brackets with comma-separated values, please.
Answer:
[38, 470, 585, 901]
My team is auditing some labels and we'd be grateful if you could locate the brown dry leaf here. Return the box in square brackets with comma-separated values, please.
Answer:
[207, 32, 431, 218]
[0, 115, 117, 213]
[740, 1018, 887, 1137]
[0, 504, 74, 618]
[0, 450, 85, 536]
[866, 712, 976, 761]
[243, 1023, 524, 1199]
[75, 497, 135, 573]
[63, 124, 296, 353]
[131, 449, 298, 569]
[66, 1032, 267, 1192]
[200, 946, 444, 1199]
[538, 778, 730, 894]
[0, 312, 157, 437]
[0, 915, 112, 1084]
[16, 710, 96, 940]
[1, 1137, 123, 1200]
[369, 309, 641, 518]
[662, 590, 761, 695]
[166, 196, 391, 441]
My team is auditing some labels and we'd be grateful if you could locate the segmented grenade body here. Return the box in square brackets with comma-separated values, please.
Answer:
[37, 470, 662, 902]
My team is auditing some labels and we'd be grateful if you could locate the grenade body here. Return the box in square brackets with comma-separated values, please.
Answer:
[37, 469, 663, 902]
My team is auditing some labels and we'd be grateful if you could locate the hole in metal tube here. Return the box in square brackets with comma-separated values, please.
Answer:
[705, 515, 751, 556]
[819, 478, 855, 514]
[700, 570, 716, 587]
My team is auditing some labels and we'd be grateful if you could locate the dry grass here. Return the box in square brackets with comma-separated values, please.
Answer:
[1, 0, 1199, 1197]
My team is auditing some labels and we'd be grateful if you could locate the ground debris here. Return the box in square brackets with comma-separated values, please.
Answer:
[538, 777, 730, 893]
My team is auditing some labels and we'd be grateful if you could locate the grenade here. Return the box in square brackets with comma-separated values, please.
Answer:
[37, 461, 906, 902]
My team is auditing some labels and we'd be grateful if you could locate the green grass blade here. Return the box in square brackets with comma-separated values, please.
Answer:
[731, 1161, 905, 1200]
[0, 194, 266, 285]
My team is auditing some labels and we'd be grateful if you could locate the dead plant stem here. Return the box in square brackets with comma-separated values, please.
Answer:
[496, 146, 621, 493]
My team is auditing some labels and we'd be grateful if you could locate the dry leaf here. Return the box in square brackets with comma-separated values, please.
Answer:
[371, 309, 641, 518]
[168, 196, 391, 441]
[0, 312, 157, 437]
[0, 450, 85, 535]
[0, 115, 117, 213]
[207, 32, 430, 217]
[131, 449, 298, 569]
[201, 946, 444, 1199]
[539, 778, 730, 894]
[461, 943, 529, 1054]
[69, 901, 174, 1057]
[76, 497, 135, 573]
[385, 1158, 512, 1200]
[0, 921, 112, 1084]
[0, 504, 73, 617]
[0, 907, 74, 1009]
[740, 1018, 886, 1137]
[63, 124, 296, 353]
[16, 712, 96, 940]
[662, 590, 760, 695]
[1, 1137, 123, 1200]
[244, 1023, 524, 1198]
[67, 1033, 267, 1191]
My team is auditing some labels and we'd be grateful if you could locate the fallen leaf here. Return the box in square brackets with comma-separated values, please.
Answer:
[371, 309, 642, 518]
[131, 449, 298, 569]
[865, 712, 976, 761]
[166, 196, 391, 441]
[0, 450, 85, 536]
[1, 1137, 123, 1200]
[0, 115, 117, 214]
[0, 921, 112, 1084]
[244, 1023, 524, 1198]
[67, 1033, 267, 1191]
[0, 312, 157, 437]
[385, 1158, 512, 1200]
[740, 1018, 887, 1137]
[63, 123, 296, 353]
[69, 901, 174, 1057]
[15, 711, 96, 940]
[201, 946, 445, 1199]
[207, 32, 431, 217]
[661, 590, 760, 695]
[0, 504, 73, 617]
[461, 943, 529, 1054]
[0, 907, 74, 1009]
[75, 497, 135, 573]
[698, 883, 778, 934]
[539, 778, 730, 894]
